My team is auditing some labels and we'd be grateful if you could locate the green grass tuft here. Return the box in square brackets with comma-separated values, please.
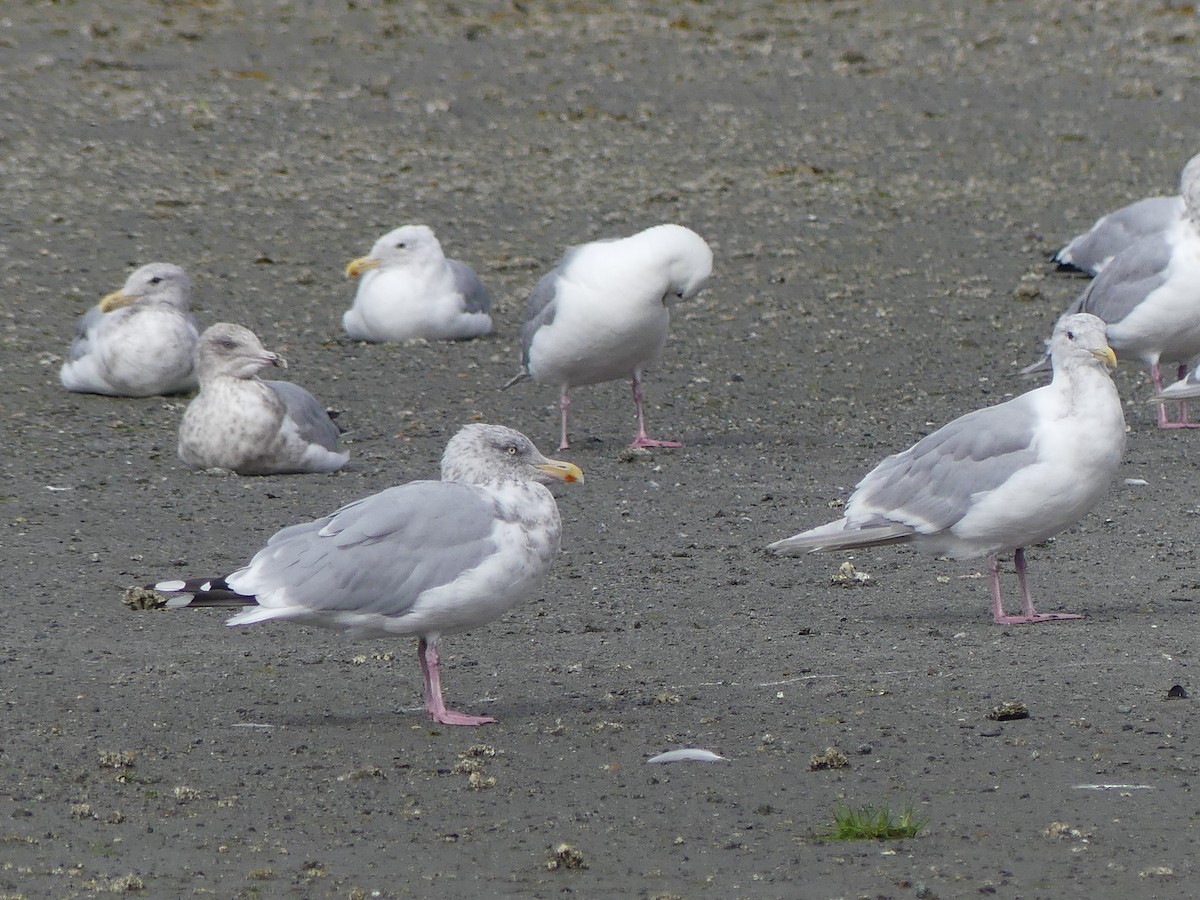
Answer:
[823, 803, 926, 841]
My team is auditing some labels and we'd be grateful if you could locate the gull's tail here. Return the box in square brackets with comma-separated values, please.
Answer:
[122, 577, 257, 611]
[767, 519, 915, 555]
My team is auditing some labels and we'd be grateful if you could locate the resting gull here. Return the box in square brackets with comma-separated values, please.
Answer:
[505, 223, 713, 450]
[342, 225, 493, 342]
[138, 424, 582, 725]
[770, 314, 1124, 625]
[178, 323, 349, 475]
[1042, 155, 1200, 426]
[1054, 153, 1199, 276]
[60, 262, 200, 397]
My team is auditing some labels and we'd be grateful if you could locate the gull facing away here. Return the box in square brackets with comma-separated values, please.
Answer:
[342, 225, 493, 342]
[60, 262, 200, 397]
[140, 424, 582, 726]
[770, 314, 1124, 625]
[505, 223, 713, 450]
[1054, 153, 1199, 276]
[178, 323, 349, 475]
[1031, 155, 1200, 428]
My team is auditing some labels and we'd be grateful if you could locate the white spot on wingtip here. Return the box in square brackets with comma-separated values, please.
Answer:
[199, 581, 212, 592]
[156, 580, 186, 591]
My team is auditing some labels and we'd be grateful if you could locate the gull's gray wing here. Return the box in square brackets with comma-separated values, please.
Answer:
[447, 259, 493, 314]
[849, 396, 1040, 534]
[518, 269, 562, 367]
[1071, 231, 1174, 325]
[265, 379, 342, 450]
[233, 480, 499, 617]
[68, 305, 106, 362]
[1057, 195, 1181, 274]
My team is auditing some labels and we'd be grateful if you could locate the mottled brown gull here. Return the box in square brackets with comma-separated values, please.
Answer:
[178, 323, 349, 475]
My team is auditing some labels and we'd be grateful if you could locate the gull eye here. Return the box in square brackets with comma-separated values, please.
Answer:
[149, 276, 163, 285]
[506, 445, 519, 456]
[1065, 330, 1075, 341]
[395, 241, 407, 249]
[216, 338, 239, 350]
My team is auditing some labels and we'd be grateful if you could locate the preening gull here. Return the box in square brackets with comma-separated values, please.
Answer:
[1054, 153, 1199, 276]
[770, 314, 1124, 625]
[60, 262, 200, 397]
[140, 424, 582, 725]
[505, 223, 713, 450]
[342, 225, 493, 342]
[1035, 156, 1200, 428]
[178, 323, 349, 475]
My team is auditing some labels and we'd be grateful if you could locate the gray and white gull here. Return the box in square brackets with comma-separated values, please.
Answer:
[342, 225, 493, 342]
[141, 424, 582, 726]
[60, 262, 200, 397]
[770, 314, 1125, 625]
[505, 223, 713, 450]
[1054, 153, 1199, 276]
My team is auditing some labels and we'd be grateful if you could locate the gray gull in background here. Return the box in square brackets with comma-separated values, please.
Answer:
[1035, 156, 1200, 428]
[342, 225, 493, 342]
[178, 323, 349, 475]
[60, 262, 199, 397]
[1054, 153, 1199, 275]
[138, 424, 583, 726]
[770, 314, 1124, 625]
[505, 223, 713, 450]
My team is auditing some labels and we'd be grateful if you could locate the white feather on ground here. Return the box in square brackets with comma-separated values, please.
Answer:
[177, 323, 349, 475]
[143, 424, 583, 726]
[770, 314, 1125, 625]
[505, 223, 713, 450]
[342, 225, 493, 342]
[60, 262, 200, 397]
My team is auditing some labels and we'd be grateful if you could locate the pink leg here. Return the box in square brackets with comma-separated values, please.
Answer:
[991, 548, 1083, 625]
[629, 371, 681, 449]
[558, 386, 571, 451]
[1154, 362, 1200, 429]
[417, 637, 495, 726]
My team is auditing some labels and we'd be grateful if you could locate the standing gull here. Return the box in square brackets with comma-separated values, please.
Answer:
[770, 314, 1124, 625]
[505, 223, 713, 450]
[60, 262, 200, 397]
[178, 323, 349, 475]
[1054, 153, 1199, 276]
[137, 424, 582, 726]
[342, 225, 493, 342]
[1035, 156, 1200, 428]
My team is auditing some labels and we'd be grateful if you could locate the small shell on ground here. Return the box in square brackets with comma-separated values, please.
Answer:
[646, 749, 729, 764]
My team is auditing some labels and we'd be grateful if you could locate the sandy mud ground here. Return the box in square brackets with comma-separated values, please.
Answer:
[4, 2, 1200, 897]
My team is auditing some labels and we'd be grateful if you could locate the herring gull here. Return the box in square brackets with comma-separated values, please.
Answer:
[504, 223, 713, 450]
[60, 262, 200, 397]
[1054, 153, 1199, 276]
[1034, 156, 1200, 428]
[178, 323, 349, 475]
[342, 225, 493, 342]
[770, 314, 1124, 625]
[138, 424, 582, 725]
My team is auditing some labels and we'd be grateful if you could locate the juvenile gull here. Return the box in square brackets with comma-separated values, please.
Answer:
[342, 225, 493, 342]
[1054, 153, 1199, 276]
[178, 323, 349, 475]
[505, 223, 713, 450]
[142, 424, 582, 725]
[1030, 155, 1200, 428]
[770, 314, 1124, 625]
[60, 262, 199, 396]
